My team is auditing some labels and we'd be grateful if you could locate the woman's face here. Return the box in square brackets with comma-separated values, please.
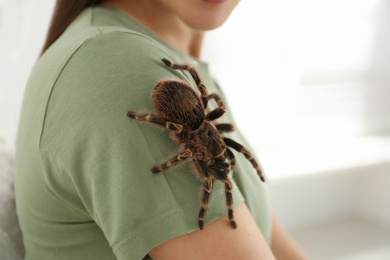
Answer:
[155, 0, 241, 30]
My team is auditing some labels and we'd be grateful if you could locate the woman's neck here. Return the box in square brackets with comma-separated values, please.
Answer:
[99, 0, 205, 59]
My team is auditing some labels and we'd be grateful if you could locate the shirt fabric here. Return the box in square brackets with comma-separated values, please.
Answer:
[14, 5, 272, 260]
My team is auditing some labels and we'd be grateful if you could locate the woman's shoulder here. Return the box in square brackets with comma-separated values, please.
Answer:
[39, 11, 176, 81]
[33, 8, 188, 116]
[31, 5, 211, 160]
[34, 5, 205, 102]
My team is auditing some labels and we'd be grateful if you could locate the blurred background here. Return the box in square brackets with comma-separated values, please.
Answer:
[1, 0, 389, 259]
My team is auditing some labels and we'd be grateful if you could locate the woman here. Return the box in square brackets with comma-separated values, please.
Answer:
[14, 0, 309, 259]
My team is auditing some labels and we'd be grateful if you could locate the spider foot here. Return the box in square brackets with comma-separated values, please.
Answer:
[228, 209, 237, 229]
[199, 219, 204, 230]
[198, 208, 206, 230]
[259, 173, 265, 182]
[230, 220, 237, 229]
[127, 111, 136, 119]
[151, 166, 162, 174]
[162, 58, 171, 67]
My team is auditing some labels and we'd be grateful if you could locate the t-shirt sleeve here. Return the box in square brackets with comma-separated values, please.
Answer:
[39, 32, 245, 259]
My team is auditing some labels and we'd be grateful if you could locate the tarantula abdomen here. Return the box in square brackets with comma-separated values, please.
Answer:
[152, 80, 205, 131]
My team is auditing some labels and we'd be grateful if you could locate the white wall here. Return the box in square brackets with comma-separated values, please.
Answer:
[357, 163, 390, 228]
[271, 161, 390, 231]
[0, 0, 55, 144]
[203, 0, 390, 142]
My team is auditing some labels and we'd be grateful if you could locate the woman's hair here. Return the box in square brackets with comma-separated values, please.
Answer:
[41, 0, 104, 55]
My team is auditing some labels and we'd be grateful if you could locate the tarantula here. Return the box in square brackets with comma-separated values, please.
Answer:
[127, 58, 265, 230]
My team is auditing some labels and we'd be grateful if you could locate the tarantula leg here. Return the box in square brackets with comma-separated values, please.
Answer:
[204, 177, 213, 193]
[205, 109, 224, 121]
[223, 178, 237, 229]
[208, 93, 225, 109]
[212, 162, 231, 174]
[127, 111, 165, 127]
[223, 137, 265, 182]
[198, 177, 214, 230]
[162, 58, 209, 108]
[205, 93, 226, 121]
[225, 148, 236, 167]
[196, 160, 214, 230]
[224, 148, 236, 174]
[209, 164, 229, 180]
[165, 122, 183, 133]
[215, 123, 235, 133]
[151, 148, 193, 174]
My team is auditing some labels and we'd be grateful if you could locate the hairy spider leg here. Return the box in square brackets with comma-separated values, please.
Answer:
[205, 93, 226, 121]
[165, 122, 184, 133]
[223, 137, 266, 182]
[223, 178, 237, 229]
[127, 111, 165, 126]
[210, 161, 231, 175]
[215, 123, 235, 133]
[209, 154, 237, 229]
[162, 58, 209, 108]
[225, 147, 237, 172]
[151, 148, 193, 174]
[196, 161, 214, 230]
[127, 111, 184, 133]
[206, 164, 237, 229]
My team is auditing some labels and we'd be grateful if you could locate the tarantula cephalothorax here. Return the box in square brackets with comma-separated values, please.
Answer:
[127, 58, 265, 230]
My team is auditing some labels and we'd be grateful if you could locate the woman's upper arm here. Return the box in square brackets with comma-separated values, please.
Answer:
[149, 202, 276, 260]
[270, 215, 310, 260]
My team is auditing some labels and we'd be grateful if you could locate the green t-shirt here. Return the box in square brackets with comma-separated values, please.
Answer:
[14, 5, 272, 260]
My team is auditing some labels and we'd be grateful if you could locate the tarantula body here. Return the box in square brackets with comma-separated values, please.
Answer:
[127, 58, 265, 230]
[152, 80, 226, 162]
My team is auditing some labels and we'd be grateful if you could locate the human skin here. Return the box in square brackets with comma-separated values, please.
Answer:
[99, 0, 310, 259]
[99, 0, 240, 58]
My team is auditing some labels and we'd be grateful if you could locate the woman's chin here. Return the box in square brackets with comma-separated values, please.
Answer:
[181, 8, 237, 31]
